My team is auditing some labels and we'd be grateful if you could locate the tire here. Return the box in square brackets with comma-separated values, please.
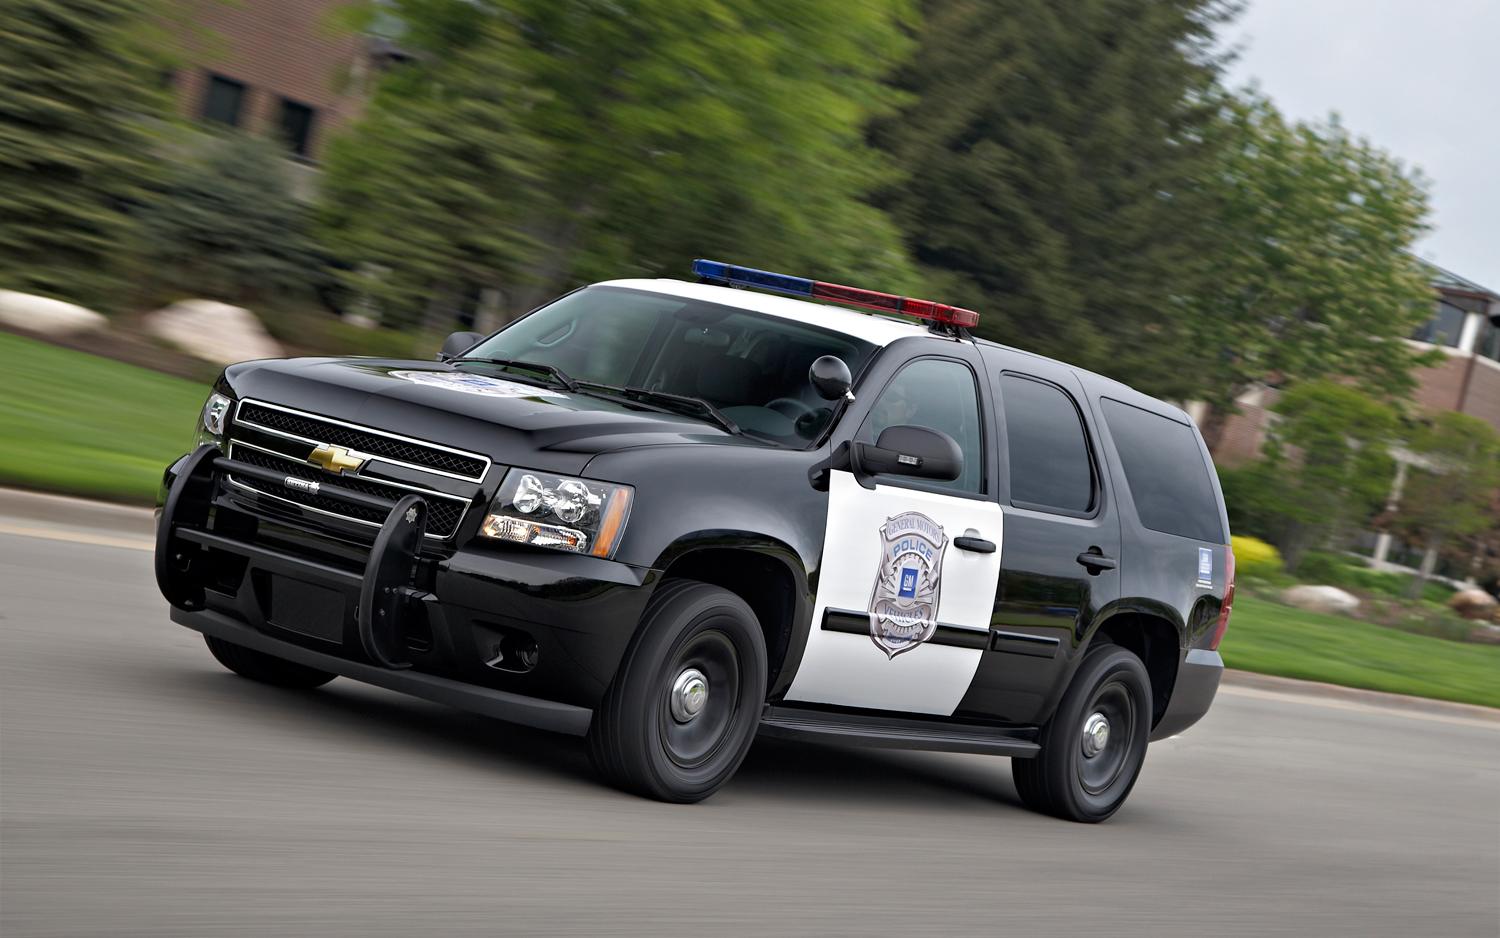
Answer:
[588, 580, 768, 803]
[1012, 642, 1151, 823]
[205, 635, 338, 689]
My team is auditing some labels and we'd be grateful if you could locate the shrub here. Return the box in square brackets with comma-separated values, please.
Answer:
[1231, 535, 1283, 577]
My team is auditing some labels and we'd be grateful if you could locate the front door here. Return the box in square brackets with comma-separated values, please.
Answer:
[786, 356, 1003, 716]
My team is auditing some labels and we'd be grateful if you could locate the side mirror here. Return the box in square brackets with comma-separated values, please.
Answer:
[809, 355, 853, 401]
[854, 425, 962, 483]
[437, 331, 486, 362]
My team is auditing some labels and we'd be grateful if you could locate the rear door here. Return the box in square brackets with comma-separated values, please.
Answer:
[955, 350, 1121, 723]
[1093, 395, 1229, 649]
[786, 349, 1004, 716]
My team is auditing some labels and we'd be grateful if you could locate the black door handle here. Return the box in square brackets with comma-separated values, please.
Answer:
[1076, 551, 1116, 572]
[955, 536, 995, 553]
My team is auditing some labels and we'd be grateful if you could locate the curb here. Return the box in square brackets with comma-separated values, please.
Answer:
[1221, 668, 1500, 724]
[0, 486, 156, 537]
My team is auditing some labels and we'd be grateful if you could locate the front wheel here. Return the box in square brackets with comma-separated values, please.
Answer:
[1013, 643, 1151, 822]
[588, 580, 767, 803]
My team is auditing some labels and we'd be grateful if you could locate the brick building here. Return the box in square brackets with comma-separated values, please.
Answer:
[1210, 260, 1500, 467]
[169, 0, 407, 161]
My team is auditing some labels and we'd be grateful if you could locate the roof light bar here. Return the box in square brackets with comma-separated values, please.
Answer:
[692, 259, 979, 329]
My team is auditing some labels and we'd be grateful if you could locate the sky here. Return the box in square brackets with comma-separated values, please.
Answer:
[1221, 0, 1499, 292]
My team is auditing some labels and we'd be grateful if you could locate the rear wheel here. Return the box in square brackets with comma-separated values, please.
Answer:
[588, 580, 767, 803]
[1013, 642, 1151, 822]
[205, 635, 337, 689]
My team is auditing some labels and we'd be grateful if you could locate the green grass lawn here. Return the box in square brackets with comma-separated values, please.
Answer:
[1220, 595, 1500, 709]
[0, 333, 207, 503]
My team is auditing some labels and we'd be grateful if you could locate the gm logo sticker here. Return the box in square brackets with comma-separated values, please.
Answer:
[898, 567, 918, 599]
[1197, 547, 1214, 588]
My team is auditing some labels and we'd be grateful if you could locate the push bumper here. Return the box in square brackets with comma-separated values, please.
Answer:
[174, 606, 592, 735]
[1149, 648, 1223, 741]
[156, 444, 612, 734]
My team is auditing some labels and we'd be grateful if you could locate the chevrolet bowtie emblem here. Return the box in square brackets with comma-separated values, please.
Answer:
[308, 444, 365, 475]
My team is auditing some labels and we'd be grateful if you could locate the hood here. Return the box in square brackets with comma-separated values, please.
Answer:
[222, 357, 762, 476]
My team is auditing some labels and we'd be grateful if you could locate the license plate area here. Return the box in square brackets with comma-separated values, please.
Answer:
[263, 573, 346, 643]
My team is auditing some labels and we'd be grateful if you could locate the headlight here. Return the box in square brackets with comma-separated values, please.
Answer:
[198, 392, 233, 441]
[481, 469, 633, 558]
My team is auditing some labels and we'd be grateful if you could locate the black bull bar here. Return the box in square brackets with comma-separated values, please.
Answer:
[156, 443, 429, 671]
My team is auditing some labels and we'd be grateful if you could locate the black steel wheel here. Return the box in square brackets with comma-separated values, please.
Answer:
[1012, 642, 1151, 823]
[588, 580, 767, 803]
[205, 635, 337, 689]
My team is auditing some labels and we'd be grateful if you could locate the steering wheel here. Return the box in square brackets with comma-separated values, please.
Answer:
[765, 397, 816, 420]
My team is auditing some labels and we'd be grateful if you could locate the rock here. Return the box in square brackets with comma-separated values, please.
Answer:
[1447, 589, 1498, 622]
[0, 290, 108, 335]
[144, 299, 284, 365]
[1281, 584, 1361, 616]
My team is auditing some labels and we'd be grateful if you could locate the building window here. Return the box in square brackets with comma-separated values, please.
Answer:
[202, 74, 246, 127]
[1478, 318, 1500, 362]
[1412, 300, 1467, 347]
[277, 98, 315, 157]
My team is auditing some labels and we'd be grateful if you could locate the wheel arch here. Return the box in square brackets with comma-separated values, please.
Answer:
[653, 535, 812, 695]
[1091, 611, 1181, 729]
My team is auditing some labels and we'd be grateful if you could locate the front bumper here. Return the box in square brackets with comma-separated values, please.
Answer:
[157, 446, 656, 722]
[175, 607, 592, 734]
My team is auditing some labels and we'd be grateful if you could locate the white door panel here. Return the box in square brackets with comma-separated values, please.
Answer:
[786, 471, 1004, 715]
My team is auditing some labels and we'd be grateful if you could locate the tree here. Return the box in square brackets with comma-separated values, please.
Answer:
[321, 0, 920, 322]
[317, 17, 549, 327]
[1254, 380, 1397, 572]
[0, 0, 163, 307]
[508, 0, 920, 298]
[873, 0, 1233, 400]
[1188, 96, 1439, 433]
[135, 132, 318, 304]
[1380, 411, 1500, 598]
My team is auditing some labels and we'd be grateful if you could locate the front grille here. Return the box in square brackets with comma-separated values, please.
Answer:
[236, 401, 489, 481]
[227, 445, 469, 539]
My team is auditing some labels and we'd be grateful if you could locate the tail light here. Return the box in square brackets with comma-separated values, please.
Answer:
[1210, 544, 1235, 650]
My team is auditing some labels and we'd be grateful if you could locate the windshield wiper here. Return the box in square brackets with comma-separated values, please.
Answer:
[575, 381, 741, 436]
[450, 357, 580, 392]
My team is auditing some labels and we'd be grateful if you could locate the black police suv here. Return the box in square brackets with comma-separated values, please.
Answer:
[156, 261, 1233, 822]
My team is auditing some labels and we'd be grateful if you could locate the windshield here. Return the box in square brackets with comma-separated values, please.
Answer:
[467, 286, 879, 446]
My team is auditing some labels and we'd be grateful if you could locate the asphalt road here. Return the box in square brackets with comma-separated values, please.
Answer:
[2, 506, 1498, 937]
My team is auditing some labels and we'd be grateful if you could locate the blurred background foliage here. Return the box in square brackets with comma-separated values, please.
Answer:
[1, 0, 1495, 615]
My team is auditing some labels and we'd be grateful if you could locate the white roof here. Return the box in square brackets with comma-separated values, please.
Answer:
[595, 278, 929, 347]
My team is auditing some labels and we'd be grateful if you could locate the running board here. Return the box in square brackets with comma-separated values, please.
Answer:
[758, 705, 1039, 758]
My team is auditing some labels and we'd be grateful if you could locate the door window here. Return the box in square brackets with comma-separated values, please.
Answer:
[865, 358, 983, 494]
[1001, 374, 1094, 514]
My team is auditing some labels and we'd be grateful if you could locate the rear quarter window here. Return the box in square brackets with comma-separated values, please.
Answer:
[1100, 398, 1225, 543]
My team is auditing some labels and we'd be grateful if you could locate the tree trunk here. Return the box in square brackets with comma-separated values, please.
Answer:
[1404, 535, 1443, 600]
[1279, 519, 1321, 574]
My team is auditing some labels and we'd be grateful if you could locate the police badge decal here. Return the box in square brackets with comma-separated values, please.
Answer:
[867, 512, 949, 659]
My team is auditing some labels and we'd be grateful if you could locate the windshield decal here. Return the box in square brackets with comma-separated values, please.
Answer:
[389, 370, 567, 399]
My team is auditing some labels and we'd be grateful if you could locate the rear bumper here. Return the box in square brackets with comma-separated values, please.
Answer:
[174, 606, 593, 735]
[1149, 648, 1223, 741]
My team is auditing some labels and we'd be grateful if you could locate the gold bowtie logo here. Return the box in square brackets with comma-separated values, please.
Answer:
[308, 444, 365, 475]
